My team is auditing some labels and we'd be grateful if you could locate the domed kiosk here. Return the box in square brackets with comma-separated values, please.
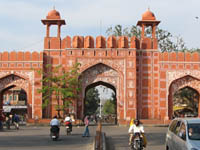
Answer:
[137, 9, 160, 39]
[41, 9, 66, 37]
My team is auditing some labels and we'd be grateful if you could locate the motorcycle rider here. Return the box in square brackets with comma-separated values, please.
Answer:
[128, 119, 146, 147]
[50, 115, 60, 136]
[64, 114, 72, 132]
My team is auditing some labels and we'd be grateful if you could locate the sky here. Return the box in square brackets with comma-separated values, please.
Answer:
[0, 0, 200, 51]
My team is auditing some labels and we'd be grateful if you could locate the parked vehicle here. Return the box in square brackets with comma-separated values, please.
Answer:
[50, 126, 59, 141]
[166, 118, 200, 150]
[131, 132, 143, 150]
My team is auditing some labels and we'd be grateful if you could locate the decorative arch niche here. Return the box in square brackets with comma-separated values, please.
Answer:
[76, 63, 123, 120]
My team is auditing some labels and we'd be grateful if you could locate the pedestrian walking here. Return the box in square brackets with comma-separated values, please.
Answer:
[0, 113, 5, 130]
[5, 114, 11, 129]
[13, 114, 20, 130]
[82, 115, 90, 137]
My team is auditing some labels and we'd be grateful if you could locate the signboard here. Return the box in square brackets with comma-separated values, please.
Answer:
[3, 106, 27, 112]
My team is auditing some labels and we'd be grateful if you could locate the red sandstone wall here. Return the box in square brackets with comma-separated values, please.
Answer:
[159, 52, 200, 121]
[0, 51, 43, 119]
[44, 45, 137, 123]
[136, 50, 160, 119]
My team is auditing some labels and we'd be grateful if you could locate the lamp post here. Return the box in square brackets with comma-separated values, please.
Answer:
[99, 85, 102, 118]
[99, 99, 102, 118]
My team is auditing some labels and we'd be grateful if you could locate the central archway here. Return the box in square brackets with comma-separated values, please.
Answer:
[84, 81, 117, 123]
[77, 63, 122, 122]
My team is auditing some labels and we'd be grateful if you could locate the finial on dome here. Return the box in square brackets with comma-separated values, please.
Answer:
[53, 5, 55, 10]
[142, 8, 156, 21]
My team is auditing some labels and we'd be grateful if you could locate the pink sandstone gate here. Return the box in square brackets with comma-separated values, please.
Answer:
[1, 8, 200, 124]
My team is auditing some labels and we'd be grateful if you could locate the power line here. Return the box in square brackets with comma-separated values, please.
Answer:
[19, 39, 43, 50]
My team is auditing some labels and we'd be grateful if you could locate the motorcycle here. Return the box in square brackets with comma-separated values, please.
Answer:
[65, 121, 72, 135]
[50, 126, 59, 141]
[131, 132, 143, 150]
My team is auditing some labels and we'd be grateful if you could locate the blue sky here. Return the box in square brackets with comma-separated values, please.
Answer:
[0, 0, 200, 51]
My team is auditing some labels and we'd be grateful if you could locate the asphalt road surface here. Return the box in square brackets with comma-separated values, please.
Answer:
[104, 126, 167, 150]
[0, 126, 95, 150]
[0, 125, 167, 150]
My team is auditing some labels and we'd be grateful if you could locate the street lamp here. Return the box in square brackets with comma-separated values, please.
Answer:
[99, 85, 102, 118]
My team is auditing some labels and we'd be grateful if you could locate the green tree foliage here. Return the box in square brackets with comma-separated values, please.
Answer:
[84, 88, 100, 115]
[106, 25, 187, 52]
[37, 63, 81, 118]
[102, 99, 116, 115]
[174, 87, 199, 115]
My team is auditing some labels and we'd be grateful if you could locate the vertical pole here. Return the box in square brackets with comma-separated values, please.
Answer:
[46, 24, 50, 37]
[57, 23, 61, 38]
[198, 96, 200, 118]
[100, 98, 102, 118]
[141, 24, 145, 38]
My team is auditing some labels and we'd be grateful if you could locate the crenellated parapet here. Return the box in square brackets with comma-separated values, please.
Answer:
[0, 51, 43, 69]
[159, 51, 200, 62]
[44, 35, 140, 50]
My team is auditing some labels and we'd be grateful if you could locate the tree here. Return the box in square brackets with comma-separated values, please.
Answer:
[106, 25, 187, 52]
[37, 63, 81, 118]
[102, 99, 116, 115]
[84, 88, 100, 115]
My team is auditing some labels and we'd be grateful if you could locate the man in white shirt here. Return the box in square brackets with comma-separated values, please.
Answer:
[64, 114, 72, 122]
[128, 119, 144, 133]
[128, 119, 146, 147]
[64, 114, 72, 132]
[50, 115, 60, 133]
[50, 116, 60, 126]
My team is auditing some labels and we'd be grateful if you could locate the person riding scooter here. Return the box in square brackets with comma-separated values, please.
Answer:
[50, 115, 60, 140]
[64, 114, 72, 134]
[128, 119, 146, 148]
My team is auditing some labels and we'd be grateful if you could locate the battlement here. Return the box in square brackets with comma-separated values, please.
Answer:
[159, 51, 200, 62]
[0, 51, 43, 62]
[44, 35, 146, 50]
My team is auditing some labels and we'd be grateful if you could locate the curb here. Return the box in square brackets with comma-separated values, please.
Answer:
[93, 132, 107, 150]
[102, 132, 106, 150]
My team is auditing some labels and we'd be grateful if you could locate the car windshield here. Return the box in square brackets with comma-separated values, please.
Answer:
[188, 123, 200, 140]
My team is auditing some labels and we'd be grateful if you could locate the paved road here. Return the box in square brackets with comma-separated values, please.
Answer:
[0, 125, 167, 150]
[103, 126, 167, 150]
[0, 126, 96, 150]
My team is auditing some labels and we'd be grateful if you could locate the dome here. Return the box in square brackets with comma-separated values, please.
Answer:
[46, 9, 61, 19]
[142, 9, 156, 20]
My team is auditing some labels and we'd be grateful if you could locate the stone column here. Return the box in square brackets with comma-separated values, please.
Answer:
[46, 24, 50, 37]
[152, 24, 156, 39]
[57, 23, 61, 38]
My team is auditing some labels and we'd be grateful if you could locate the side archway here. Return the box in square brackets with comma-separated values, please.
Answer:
[168, 75, 200, 119]
[0, 74, 32, 118]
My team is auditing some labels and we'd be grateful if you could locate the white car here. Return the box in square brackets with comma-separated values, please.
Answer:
[166, 118, 200, 150]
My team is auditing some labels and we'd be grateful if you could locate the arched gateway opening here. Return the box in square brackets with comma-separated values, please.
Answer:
[1, 86, 28, 121]
[77, 63, 120, 124]
[173, 87, 199, 118]
[0, 74, 31, 120]
[84, 81, 117, 124]
[168, 75, 200, 119]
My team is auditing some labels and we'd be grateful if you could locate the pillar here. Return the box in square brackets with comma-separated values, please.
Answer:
[46, 24, 50, 37]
